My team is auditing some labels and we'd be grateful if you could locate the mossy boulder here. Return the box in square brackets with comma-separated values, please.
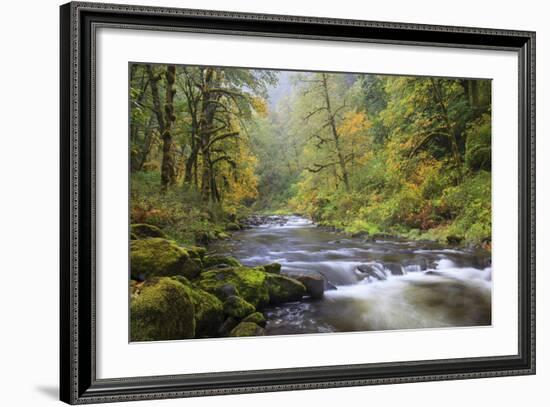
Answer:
[130, 277, 195, 341]
[226, 222, 241, 231]
[242, 311, 266, 327]
[218, 316, 240, 336]
[184, 246, 206, 260]
[223, 295, 256, 319]
[197, 267, 269, 307]
[265, 274, 306, 304]
[130, 238, 202, 281]
[131, 223, 166, 239]
[203, 255, 242, 269]
[169, 276, 224, 338]
[229, 322, 265, 337]
[217, 232, 230, 240]
[194, 230, 217, 245]
[187, 286, 224, 338]
[262, 263, 282, 274]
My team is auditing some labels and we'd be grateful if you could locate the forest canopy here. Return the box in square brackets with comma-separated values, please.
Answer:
[129, 63, 491, 246]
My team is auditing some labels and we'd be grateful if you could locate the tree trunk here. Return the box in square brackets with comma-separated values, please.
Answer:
[321, 73, 350, 191]
[160, 65, 177, 188]
[198, 67, 221, 201]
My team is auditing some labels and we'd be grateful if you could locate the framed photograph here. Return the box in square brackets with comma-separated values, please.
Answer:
[60, 1, 535, 404]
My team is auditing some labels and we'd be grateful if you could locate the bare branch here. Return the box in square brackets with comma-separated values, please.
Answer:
[303, 106, 327, 121]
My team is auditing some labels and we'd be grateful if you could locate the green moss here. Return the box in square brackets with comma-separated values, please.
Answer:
[131, 223, 166, 239]
[229, 322, 265, 337]
[187, 287, 224, 338]
[223, 295, 255, 319]
[242, 311, 266, 327]
[194, 230, 217, 245]
[203, 255, 242, 269]
[168, 275, 224, 338]
[130, 277, 195, 341]
[265, 274, 306, 304]
[130, 238, 201, 280]
[197, 267, 269, 307]
[226, 222, 241, 231]
[262, 263, 281, 274]
[184, 246, 206, 259]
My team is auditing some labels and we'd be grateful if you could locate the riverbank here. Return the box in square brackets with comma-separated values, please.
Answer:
[130, 222, 324, 341]
[130, 214, 492, 340]
[252, 211, 491, 252]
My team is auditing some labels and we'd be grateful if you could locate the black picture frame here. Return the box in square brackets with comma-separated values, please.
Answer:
[60, 1, 536, 404]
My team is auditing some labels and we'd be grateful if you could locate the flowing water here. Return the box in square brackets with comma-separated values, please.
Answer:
[211, 215, 492, 335]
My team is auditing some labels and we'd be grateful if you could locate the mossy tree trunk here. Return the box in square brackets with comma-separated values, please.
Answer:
[321, 73, 350, 191]
[198, 67, 222, 202]
[160, 65, 177, 189]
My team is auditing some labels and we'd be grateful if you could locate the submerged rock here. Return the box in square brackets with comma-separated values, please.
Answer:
[229, 322, 265, 337]
[384, 262, 405, 276]
[131, 223, 166, 239]
[130, 238, 202, 280]
[130, 277, 195, 341]
[356, 263, 387, 281]
[223, 295, 256, 319]
[265, 274, 306, 304]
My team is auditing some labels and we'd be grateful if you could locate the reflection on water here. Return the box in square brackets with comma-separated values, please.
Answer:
[211, 215, 492, 335]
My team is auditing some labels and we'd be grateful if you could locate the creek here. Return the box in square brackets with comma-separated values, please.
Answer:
[211, 215, 492, 335]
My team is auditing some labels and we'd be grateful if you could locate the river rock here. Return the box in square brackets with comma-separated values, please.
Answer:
[265, 274, 306, 304]
[384, 262, 405, 276]
[229, 322, 265, 337]
[186, 286, 224, 338]
[130, 223, 166, 239]
[223, 295, 256, 319]
[203, 255, 242, 269]
[130, 238, 202, 281]
[242, 311, 267, 327]
[446, 235, 464, 245]
[197, 267, 270, 307]
[356, 263, 387, 280]
[263, 263, 282, 274]
[325, 280, 338, 291]
[218, 316, 240, 336]
[216, 283, 238, 300]
[183, 245, 206, 260]
[226, 222, 241, 231]
[130, 277, 195, 341]
[287, 272, 325, 299]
